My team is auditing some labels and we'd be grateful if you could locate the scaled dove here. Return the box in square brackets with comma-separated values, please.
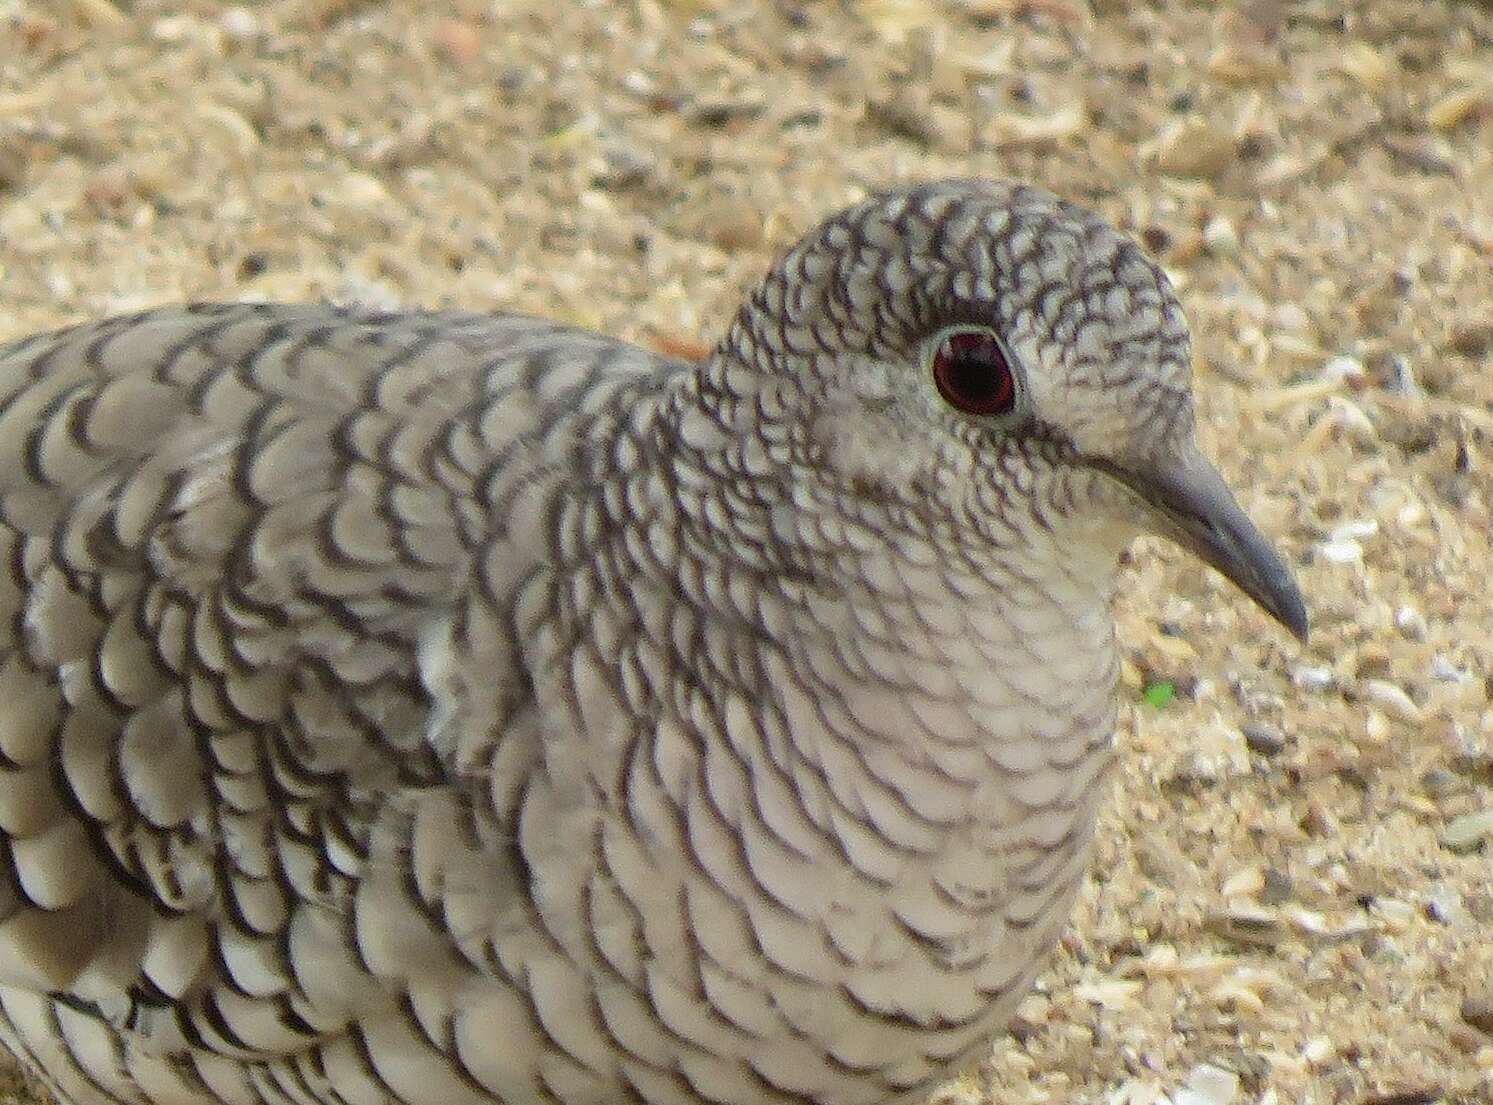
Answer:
[0, 180, 1304, 1105]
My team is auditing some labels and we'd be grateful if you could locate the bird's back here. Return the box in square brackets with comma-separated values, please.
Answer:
[0, 303, 676, 1105]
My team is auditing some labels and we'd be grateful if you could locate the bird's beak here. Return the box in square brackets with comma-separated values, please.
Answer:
[1093, 448, 1308, 643]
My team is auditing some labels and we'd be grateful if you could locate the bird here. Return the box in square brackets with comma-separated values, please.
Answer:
[0, 178, 1304, 1105]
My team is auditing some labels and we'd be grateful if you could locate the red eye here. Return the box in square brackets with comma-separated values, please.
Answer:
[931, 328, 1017, 416]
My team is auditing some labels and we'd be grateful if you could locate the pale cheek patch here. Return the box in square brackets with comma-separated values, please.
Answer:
[809, 357, 929, 487]
[816, 402, 924, 489]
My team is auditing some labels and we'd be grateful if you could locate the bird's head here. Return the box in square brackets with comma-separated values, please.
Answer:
[712, 178, 1306, 641]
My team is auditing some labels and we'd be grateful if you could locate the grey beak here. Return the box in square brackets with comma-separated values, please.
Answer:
[1094, 449, 1308, 643]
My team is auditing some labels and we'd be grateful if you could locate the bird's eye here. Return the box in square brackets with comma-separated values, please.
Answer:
[930, 327, 1018, 417]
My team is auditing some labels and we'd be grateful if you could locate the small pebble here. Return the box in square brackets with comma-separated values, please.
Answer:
[1450, 746, 1493, 779]
[1395, 605, 1428, 640]
[675, 196, 767, 252]
[1420, 767, 1460, 799]
[866, 91, 966, 151]
[322, 172, 395, 212]
[1462, 995, 1493, 1036]
[1383, 134, 1456, 176]
[1291, 665, 1335, 692]
[1071, 978, 1143, 1010]
[1360, 679, 1423, 725]
[1424, 885, 1469, 926]
[982, 100, 1086, 149]
[1359, 1087, 1444, 1105]
[1168, 720, 1250, 784]
[1365, 710, 1391, 742]
[1336, 42, 1391, 86]
[1430, 655, 1470, 683]
[1285, 905, 1370, 941]
[1260, 867, 1294, 905]
[1174, 1063, 1240, 1105]
[1153, 117, 1236, 179]
[689, 96, 766, 128]
[620, 71, 655, 97]
[1449, 322, 1493, 359]
[433, 20, 482, 66]
[1441, 809, 1493, 852]
[1315, 538, 1363, 563]
[1446, 718, 1488, 757]
[1207, 905, 1283, 947]
[1242, 722, 1287, 755]
[595, 147, 654, 191]
[1324, 395, 1375, 441]
[1382, 353, 1420, 395]
[69, 0, 126, 28]
[1369, 896, 1416, 928]
[1321, 354, 1367, 386]
[1202, 215, 1240, 255]
[1427, 88, 1492, 132]
[1329, 518, 1379, 542]
[1300, 802, 1338, 837]
[1448, 1022, 1489, 1054]
[0, 146, 25, 192]
[1221, 866, 1264, 898]
[1395, 500, 1427, 528]
[1274, 303, 1312, 334]
[1205, 41, 1285, 84]
[220, 6, 257, 38]
[1302, 1036, 1335, 1065]
[151, 14, 201, 44]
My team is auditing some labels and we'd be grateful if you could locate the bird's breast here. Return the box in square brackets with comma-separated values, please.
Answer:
[494, 482, 1127, 1104]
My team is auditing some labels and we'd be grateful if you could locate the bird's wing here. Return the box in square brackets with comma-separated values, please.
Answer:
[0, 303, 661, 1059]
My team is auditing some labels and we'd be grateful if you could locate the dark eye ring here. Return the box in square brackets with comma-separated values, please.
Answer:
[930, 327, 1018, 417]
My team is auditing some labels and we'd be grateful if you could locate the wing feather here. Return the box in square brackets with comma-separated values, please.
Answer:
[0, 303, 667, 1063]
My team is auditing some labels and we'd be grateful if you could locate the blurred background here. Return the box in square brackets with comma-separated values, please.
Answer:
[2, 2, 1492, 1103]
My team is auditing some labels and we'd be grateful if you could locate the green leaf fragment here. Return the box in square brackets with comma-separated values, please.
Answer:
[1142, 681, 1175, 708]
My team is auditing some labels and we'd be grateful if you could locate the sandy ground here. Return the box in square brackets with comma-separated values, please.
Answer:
[2, 1, 1492, 1103]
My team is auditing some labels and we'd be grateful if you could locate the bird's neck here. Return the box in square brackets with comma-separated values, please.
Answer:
[646, 370, 1127, 769]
